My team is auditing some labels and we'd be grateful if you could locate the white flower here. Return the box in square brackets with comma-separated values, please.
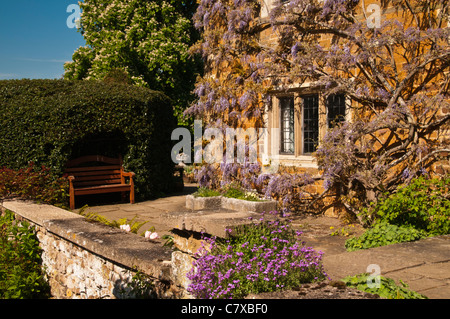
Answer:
[120, 224, 131, 232]
[145, 231, 159, 240]
[150, 232, 159, 240]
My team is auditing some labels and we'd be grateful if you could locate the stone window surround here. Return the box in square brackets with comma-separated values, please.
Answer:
[263, 86, 351, 168]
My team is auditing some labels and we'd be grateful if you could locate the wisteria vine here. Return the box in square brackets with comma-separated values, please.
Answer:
[186, 0, 450, 219]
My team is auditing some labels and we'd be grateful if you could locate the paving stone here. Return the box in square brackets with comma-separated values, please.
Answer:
[417, 282, 450, 299]
[408, 262, 450, 280]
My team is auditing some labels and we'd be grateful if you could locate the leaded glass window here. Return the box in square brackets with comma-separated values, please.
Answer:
[280, 96, 295, 154]
[302, 94, 319, 154]
[327, 94, 346, 128]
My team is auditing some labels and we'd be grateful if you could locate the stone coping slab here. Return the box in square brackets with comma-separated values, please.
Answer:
[1, 200, 173, 281]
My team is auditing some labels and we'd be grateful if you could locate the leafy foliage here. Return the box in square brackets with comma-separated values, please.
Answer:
[344, 221, 426, 251]
[187, 211, 328, 299]
[193, 183, 262, 201]
[0, 79, 176, 200]
[345, 176, 450, 251]
[78, 206, 149, 235]
[372, 176, 450, 236]
[193, 187, 221, 198]
[0, 162, 69, 207]
[342, 273, 428, 299]
[64, 0, 202, 126]
[222, 183, 262, 201]
[0, 210, 50, 299]
[122, 269, 156, 299]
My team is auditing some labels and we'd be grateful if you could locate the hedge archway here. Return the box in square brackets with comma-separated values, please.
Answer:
[0, 79, 177, 201]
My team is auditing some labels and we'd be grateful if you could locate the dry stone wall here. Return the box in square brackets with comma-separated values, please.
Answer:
[37, 224, 136, 299]
[0, 200, 187, 299]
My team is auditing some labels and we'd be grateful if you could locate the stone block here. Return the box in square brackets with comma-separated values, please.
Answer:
[172, 232, 205, 255]
[221, 196, 277, 213]
[185, 195, 222, 210]
[171, 251, 195, 292]
[186, 194, 278, 213]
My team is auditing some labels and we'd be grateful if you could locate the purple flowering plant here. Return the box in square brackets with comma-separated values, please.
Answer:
[186, 0, 450, 221]
[194, 148, 321, 214]
[186, 211, 328, 299]
[195, 161, 323, 214]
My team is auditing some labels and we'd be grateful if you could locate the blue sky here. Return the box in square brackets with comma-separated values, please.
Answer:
[0, 0, 86, 80]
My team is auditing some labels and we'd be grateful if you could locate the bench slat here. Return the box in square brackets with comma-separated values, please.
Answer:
[70, 174, 122, 181]
[67, 170, 121, 177]
[73, 179, 123, 187]
[65, 165, 121, 173]
[74, 184, 132, 196]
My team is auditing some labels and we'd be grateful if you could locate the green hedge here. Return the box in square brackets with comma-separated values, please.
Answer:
[0, 79, 177, 201]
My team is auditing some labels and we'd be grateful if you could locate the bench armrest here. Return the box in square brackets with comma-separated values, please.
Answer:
[121, 171, 135, 186]
[68, 175, 75, 186]
[122, 172, 135, 178]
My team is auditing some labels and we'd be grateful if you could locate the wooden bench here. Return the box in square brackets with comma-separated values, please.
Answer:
[65, 155, 135, 210]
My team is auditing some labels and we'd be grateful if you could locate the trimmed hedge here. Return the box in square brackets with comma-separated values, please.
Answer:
[0, 79, 177, 201]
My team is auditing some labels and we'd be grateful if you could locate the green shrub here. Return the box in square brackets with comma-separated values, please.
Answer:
[345, 176, 449, 251]
[342, 273, 427, 299]
[373, 176, 450, 236]
[222, 184, 262, 201]
[0, 79, 177, 201]
[193, 187, 221, 197]
[193, 183, 263, 201]
[0, 210, 50, 299]
[345, 221, 426, 251]
[0, 162, 69, 207]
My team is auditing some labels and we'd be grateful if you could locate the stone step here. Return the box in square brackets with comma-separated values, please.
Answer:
[163, 209, 262, 238]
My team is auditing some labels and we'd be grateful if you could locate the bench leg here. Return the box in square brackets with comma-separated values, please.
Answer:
[69, 184, 75, 210]
[130, 187, 135, 204]
[70, 195, 75, 210]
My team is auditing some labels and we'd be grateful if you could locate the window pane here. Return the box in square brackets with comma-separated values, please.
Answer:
[280, 97, 295, 154]
[303, 95, 318, 154]
[327, 94, 346, 128]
